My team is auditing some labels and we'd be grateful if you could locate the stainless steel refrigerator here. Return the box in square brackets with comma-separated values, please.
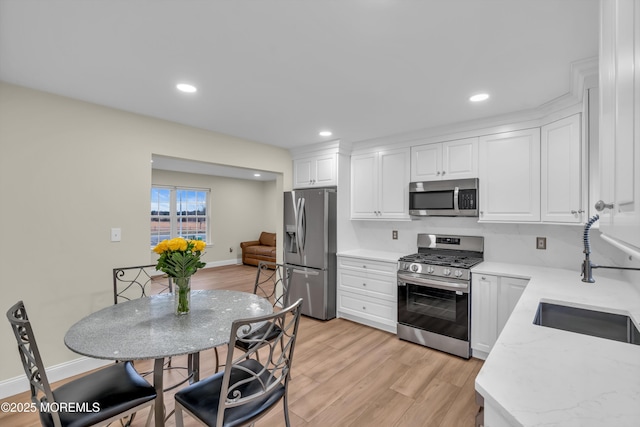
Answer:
[284, 188, 337, 320]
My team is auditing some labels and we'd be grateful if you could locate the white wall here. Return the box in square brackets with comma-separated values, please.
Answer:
[151, 169, 278, 265]
[345, 217, 637, 281]
[0, 82, 291, 384]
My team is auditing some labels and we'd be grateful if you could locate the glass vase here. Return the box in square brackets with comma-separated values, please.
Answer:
[170, 277, 191, 315]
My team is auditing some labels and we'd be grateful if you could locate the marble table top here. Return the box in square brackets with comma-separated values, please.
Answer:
[64, 289, 273, 361]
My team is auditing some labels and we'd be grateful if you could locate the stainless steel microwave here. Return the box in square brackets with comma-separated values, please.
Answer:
[409, 178, 479, 217]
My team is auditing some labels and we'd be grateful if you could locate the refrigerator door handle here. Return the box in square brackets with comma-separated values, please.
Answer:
[298, 197, 306, 258]
[291, 267, 320, 276]
[291, 191, 301, 258]
[294, 196, 303, 260]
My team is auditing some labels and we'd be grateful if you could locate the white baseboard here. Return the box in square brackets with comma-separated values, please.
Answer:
[204, 258, 241, 268]
[0, 357, 112, 400]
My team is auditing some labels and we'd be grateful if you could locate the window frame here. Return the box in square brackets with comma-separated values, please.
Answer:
[151, 185, 211, 247]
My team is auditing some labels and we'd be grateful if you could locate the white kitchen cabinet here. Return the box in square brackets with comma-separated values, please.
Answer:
[598, 0, 640, 251]
[411, 137, 478, 182]
[293, 152, 337, 188]
[471, 273, 528, 359]
[478, 128, 541, 222]
[351, 147, 410, 219]
[471, 274, 498, 356]
[337, 255, 397, 333]
[496, 276, 528, 334]
[541, 114, 584, 223]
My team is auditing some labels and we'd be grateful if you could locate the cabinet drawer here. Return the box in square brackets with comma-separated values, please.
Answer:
[338, 291, 396, 323]
[338, 257, 397, 275]
[339, 270, 395, 298]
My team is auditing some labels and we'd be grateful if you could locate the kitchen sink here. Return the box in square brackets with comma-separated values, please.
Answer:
[533, 302, 640, 346]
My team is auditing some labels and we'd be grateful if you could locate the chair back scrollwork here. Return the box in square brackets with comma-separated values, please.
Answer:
[6, 301, 59, 425]
[113, 264, 171, 304]
[254, 262, 291, 310]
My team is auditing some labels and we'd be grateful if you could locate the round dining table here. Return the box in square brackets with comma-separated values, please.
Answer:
[64, 289, 273, 427]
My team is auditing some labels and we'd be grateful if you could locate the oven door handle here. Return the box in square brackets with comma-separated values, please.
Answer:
[397, 273, 469, 293]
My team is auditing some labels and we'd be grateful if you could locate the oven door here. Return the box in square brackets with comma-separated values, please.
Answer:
[397, 273, 469, 341]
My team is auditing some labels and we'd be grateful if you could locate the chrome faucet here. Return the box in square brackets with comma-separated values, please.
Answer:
[581, 214, 640, 282]
[581, 215, 599, 283]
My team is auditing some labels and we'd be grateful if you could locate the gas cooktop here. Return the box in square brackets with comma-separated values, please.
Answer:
[399, 252, 484, 269]
[397, 234, 484, 280]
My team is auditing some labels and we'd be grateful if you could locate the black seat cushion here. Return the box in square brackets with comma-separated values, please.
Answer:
[175, 359, 285, 427]
[39, 361, 156, 427]
[234, 323, 282, 352]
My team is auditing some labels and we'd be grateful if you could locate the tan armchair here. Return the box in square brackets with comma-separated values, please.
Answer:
[240, 232, 276, 266]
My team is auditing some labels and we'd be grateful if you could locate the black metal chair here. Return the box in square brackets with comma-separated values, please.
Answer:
[233, 262, 292, 359]
[113, 264, 171, 304]
[6, 300, 157, 427]
[113, 265, 202, 390]
[174, 298, 303, 427]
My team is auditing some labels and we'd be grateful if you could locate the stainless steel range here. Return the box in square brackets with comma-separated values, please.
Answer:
[397, 233, 484, 359]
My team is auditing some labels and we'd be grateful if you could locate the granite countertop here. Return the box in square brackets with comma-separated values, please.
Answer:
[337, 249, 406, 263]
[65, 289, 273, 360]
[472, 262, 640, 426]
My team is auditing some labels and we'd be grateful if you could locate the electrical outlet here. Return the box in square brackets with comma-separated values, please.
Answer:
[392, 230, 398, 240]
[536, 237, 546, 250]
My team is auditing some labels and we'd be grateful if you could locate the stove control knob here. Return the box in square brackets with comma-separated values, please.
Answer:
[454, 270, 463, 278]
[443, 268, 451, 276]
[427, 266, 435, 274]
[411, 264, 419, 272]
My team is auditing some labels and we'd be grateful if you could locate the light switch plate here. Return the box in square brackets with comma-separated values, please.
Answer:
[111, 228, 122, 242]
[536, 237, 546, 250]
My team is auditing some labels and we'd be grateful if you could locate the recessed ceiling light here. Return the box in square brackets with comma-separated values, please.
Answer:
[319, 131, 332, 137]
[177, 83, 197, 93]
[254, 173, 261, 177]
[469, 93, 490, 102]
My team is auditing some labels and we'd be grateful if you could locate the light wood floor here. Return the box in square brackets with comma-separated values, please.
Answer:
[1, 264, 483, 427]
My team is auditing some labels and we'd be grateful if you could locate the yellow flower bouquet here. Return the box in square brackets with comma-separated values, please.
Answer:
[153, 237, 206, 314]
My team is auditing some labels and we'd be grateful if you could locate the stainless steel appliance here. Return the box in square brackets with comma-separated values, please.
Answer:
[397, 233, 484, 358]
[284, 188, 337, 320]
[409, 178, 479, 217]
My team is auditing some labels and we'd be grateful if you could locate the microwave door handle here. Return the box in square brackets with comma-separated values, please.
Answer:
[453, 186, 460, 212]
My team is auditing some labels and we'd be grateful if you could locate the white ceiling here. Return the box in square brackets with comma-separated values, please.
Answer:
[0, 0, 599, 152]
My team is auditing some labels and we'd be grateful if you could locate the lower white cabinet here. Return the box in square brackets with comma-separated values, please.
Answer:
[471, 273, 528, 359]
[337, 255, 397, 333]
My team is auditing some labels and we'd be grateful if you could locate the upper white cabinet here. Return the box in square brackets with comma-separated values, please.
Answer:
[598, 0, 640, 250]
[293, 152, 337, 188]
[411, 137, 478, 182]
[478, 129, 541, 222]
[351, 147, 410, 219]
[541, 114, 584, 223]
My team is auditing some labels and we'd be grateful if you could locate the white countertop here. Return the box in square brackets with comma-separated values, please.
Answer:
[337, 249, 405, 263]
[473, 262, 640, 426]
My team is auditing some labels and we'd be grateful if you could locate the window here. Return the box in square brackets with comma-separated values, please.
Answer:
[151, 186, 209, 246]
